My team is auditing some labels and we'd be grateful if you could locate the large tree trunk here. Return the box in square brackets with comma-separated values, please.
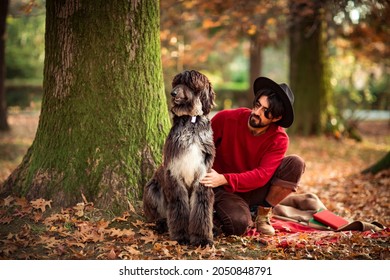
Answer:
[288, 0, 331, 135]
[0, 0, 9, 131]
[0, 0, 170, 213]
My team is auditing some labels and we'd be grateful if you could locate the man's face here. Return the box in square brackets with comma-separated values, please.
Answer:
[249, 95, 274, 128]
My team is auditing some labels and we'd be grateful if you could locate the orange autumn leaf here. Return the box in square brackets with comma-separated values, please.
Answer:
[139, 229, 158, 244]
[108, 228, 135, 238]
[14, 197, 30, 208]
[107, 248, 117, 259]
[96, 220, 109, 230]
[127, 245, 141, 255]
[36, 236, 62, 249]
[202, 18, 221, 28]
[3, 196, 15, 207]
[111, 211, 131, 222]
[32, 211, 43, 222]
[30, 198, 52, 212]
[131, 219, 144, 228]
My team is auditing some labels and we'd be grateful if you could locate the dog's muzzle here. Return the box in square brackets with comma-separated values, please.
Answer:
[171, 89, 185, 105]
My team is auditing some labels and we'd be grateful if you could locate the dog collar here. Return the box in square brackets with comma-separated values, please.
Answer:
[191, 116, 197, 123]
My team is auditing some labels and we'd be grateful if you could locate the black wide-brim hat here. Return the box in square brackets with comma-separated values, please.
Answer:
[253, 77, 294, 128]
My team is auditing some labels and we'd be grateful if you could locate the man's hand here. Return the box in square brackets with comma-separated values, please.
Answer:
[200, 169, 227, 188]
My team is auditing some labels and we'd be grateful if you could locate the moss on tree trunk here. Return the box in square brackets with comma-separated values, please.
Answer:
[362, 151, 390, 175]
[0, 0, 10, 131]
[0, 0, 170, 213]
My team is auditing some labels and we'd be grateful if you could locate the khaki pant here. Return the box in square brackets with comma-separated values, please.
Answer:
[213, 155, 305, 236]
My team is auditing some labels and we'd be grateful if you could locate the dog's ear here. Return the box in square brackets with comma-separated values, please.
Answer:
[172, 72, 183, 88]
[200, 81, 216, 116]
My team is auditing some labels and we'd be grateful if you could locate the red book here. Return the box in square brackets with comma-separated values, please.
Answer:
[313, 210, 349, 230]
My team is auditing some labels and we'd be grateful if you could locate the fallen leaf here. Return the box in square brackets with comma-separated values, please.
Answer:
[112, 211, 131, 222]
[123, 245, 141, 255]
[65, 241, 85, 248]
[107, 228, 135, 239]
[127, 201, 136, 213]
[73, 203, 85, 217]
[36, 236, 62, 249]
[107, 248, 117, 259]
[3, 196, 15, 207]
[32, 211, 43, 222]
[14, 197, 29, 208]
[30, 198, 52, 212]
[131, 219, 144, 227]
[193, 244, 216, 259]
[0, 216, 13, 224]
[139, 229, 158, 244]
[95, 220, 109, 231]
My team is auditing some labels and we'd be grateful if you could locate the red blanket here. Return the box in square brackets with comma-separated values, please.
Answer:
[246, 218, 390, 248]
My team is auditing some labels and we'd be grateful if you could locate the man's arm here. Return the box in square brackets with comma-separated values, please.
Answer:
[202, 140, 287, 192]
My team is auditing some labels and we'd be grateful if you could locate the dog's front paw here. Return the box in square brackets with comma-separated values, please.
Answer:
[154, 219, 168, 234]
[190, 235, 213, 247]
[176, 236, 190, 245]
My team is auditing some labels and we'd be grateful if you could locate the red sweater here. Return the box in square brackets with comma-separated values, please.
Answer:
[211, 108, 288, 193]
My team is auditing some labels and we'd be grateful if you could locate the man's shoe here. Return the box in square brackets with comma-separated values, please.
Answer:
[255, 206, 275, 235]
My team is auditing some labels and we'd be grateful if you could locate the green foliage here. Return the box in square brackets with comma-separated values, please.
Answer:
[330, 51, 390, 113]
[5, 12, 45, 80]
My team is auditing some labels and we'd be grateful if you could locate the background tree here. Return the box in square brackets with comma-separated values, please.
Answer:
[0, 0, 170, 212]
[288, 0, 331, 135]
[0, 0, 10, 131]
[362, 151, 390, 175]
[160, 1, 388, 137]
[160, 0, 288, 106]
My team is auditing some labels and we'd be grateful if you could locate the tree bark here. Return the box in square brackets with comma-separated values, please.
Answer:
[288, 0, 331, 135]
[0, 0, 10, 131]
[0, 0, 170, 213]
[362, 151, 390, 175]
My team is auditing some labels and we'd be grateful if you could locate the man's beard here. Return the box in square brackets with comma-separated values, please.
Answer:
[249, 113, 267, 128]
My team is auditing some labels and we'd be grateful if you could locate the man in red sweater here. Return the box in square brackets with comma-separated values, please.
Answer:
[200, 77, 305, 236]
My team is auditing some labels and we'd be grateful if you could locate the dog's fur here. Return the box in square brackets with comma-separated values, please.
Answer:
[143, 70, 216, 246]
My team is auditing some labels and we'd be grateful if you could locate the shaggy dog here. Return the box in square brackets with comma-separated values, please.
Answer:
[143, 70, 216, 246]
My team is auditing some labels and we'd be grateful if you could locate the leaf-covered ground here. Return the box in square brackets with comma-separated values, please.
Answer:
[0, 111, 389, 260]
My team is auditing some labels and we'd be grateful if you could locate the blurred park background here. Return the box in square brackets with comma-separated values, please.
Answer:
[0, 0, 389, 182]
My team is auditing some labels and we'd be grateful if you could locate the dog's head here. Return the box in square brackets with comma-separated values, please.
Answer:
[170, 70, 216, 117]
